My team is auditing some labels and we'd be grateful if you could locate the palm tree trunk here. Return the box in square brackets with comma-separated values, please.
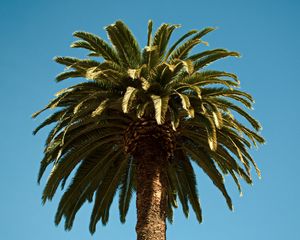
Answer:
[134, 140, 167, 240]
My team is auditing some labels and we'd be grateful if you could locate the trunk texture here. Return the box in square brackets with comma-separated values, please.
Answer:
[134, 139, 167, 240]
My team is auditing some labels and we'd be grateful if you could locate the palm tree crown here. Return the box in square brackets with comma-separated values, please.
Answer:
[33, 20, 264, 235]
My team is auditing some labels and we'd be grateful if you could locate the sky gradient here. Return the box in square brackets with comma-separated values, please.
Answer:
[1, 0, 299, 239]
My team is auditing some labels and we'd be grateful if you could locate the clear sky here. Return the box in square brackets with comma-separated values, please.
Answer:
[1, 0, 299, 239]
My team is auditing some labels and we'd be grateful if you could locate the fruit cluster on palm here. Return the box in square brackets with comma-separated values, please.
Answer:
[33, 20, 264, 240]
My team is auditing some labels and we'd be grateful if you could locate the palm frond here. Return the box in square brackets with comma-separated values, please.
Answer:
[191, 27, 215, 41]
[119, 157, 135, 223]
[91, 99, 110, 117]
[151, 95, 169, 124]
[169, 39, 201, 61]
[152, 24, 169, 57]
[182, 143, 233, 210]
[212, 97, 261, 130]
[73, 31, 119, 63]
[42, 135, 122, 203]
[147, 20, 153, 46]
[176, 92, 194, 118]
[89, 153, 128, 233]
[122, 87, 138, 113]
[55, 146, 117, 225]
[165, 29, 198, 60]
[56, 71, 83, 82]
[114, 21, 142, 67]
[194, 51, 240, 71]
[33, 109, 67, 135]
[70, 40, 94, 52]
[169, 151, 189, 217]
[174, 153, 202, 222]
[105, 21, 141, 68]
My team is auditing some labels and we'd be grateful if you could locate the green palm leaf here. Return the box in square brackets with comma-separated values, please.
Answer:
[151, 95, 169, 124]
[119, 157, 135, 223]
[194, 51, 240, 71]
[122, 86, 138, 113]
[182, 143, 233, 210]
[165, 29, 198, 60]
[170, 150, 190, 217]
[55, 146, 118, 225]
[89, 152, 128, 232]
[176, 92, 194, 118]
[73, 31, 119, 63]
[175, 153, 202, 222]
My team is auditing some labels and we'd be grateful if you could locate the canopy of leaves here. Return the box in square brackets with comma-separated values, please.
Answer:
[33, 20, 264, 234]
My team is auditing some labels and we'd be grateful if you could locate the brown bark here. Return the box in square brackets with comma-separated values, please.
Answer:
[134, 138, 168, 240]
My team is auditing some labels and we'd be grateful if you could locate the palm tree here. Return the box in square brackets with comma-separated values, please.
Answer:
[33, 20, 264, 240]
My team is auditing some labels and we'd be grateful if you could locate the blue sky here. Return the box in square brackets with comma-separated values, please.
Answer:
[1, 0, 299, 239]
